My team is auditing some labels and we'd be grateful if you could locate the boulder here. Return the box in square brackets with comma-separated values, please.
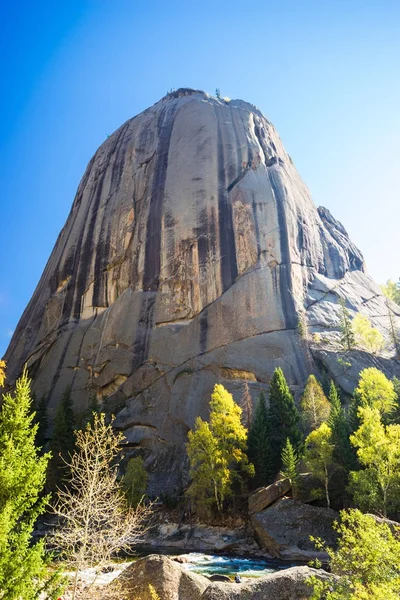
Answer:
[208, 574, 232, 582]
[115, 554, 209, 599]
[251, 498, 338, 560]
[201, 566, 333, 600]
[248, 478, 291, 515]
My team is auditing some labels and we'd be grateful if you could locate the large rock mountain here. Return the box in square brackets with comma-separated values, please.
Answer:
[5, 88, 400, 493]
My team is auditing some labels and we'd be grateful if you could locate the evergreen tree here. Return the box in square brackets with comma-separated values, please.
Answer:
[389, 377, 400, 425]
[241, 381, 253, 430]
[247, 392, 270, 487]
[268, 368, 302, 479]
[50, 386, 75, 461]
[280, 438, 299, 498]
[387, 300, 400, 359]
[328, 380, 357, 474]
[338, 298, 355, 352]
[300, 374, 330, 434]
[0, 368, 63, 599]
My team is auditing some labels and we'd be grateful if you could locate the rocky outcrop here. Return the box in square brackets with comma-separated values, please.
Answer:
[5, 88, 400, 494]
[115, 554, 209, 600]
[201, 566, 333, 600]
[115, 555, 333, 600]
[143, 521, 259, 553]
[251, 498, 338, 560]
[248, 478, 291, 515]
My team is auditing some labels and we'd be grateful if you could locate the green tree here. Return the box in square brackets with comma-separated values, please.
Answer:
[389, 377, 400, 425]
[386, 300, 400, 359]
[328, 381, 356, 475]
[352, 313, 384, 354]
[122, 457, 148, 508]
[280, 438, 299, 498]
[339, 298, 355, 352]
[350, 368, 397, 431]
[268, 368, 302, 478]
[309, 509, 400, 599]
[0, 369, 63, 599]
[247, 392, 270, 487]
[349, 406, 400, 517]
[381, 279, 400, 306]
[300, 374, 330, 434]
[304, 422, 337, 509]
[187, 384, 254, 512]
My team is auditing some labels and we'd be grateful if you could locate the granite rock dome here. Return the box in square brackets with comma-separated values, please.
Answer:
[5, 88, 400, 493]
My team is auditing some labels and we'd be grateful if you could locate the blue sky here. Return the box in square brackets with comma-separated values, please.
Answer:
[1, 0, 400, 356]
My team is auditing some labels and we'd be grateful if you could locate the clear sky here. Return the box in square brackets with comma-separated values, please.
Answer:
[1, 0, 399, 357]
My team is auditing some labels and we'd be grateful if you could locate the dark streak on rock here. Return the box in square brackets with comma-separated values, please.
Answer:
[268, 169, 297, 329]
[200, 308, 208, 353]
[142, 104, 177, 292]
[132, 293, 156, 370]
[216, 117, 238, 292]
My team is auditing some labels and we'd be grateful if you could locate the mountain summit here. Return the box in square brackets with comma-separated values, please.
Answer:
[5, 88, 399, 492]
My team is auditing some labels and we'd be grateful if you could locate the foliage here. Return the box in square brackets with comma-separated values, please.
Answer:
[300, 374, 330, 434]
[389, 377, 400, 424]
[304, 422, 337, 509]
[247, 392, 270, 487]
[352, 313, 384, 354]
[148, 585, 161, 600]
[268, 368, 302, 478]
[338, 298, 355, 352]
[0, 360, 6, 387]
[308, 509, 400, 599]
[50, 413, 152, 600]
[122, 457, 148, 508]
[381, 279, 400, 306]
[215, 87, 221, 98]
[0, 368, 63, 600]
[386, 300, 400, 358]
[328, 381, 356, 474]
[280, 438, 299, 497]
[187, 384, 254, 512]
[349, 406, 400, 517]
[353, 367, 396, 417]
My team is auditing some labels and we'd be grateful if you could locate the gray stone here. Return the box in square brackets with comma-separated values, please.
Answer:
[251, 498, 338, 560]
[5, 88, 400, 494]
[248, 478, 291, 515]
[201, 566, 333, 600]
[115, 554, 209, 599]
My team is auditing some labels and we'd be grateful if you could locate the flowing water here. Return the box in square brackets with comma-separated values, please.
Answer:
[169, 552, 295, 579]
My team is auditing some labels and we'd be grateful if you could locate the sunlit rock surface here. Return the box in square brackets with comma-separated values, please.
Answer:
[5, 88, 400, 493]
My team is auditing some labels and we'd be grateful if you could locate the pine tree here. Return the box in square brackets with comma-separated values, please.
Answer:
[389, 377, 400, 425]
[328, 380, 357, 475]
[339, 298, 355, 352]
[268, 368, 302, 479]
[280, 438, 299, 497]
[122, 457, 148, 508]
[300, 374, 330, 434]
[247, 392, 270, 487]
[0, 368, 63, 599]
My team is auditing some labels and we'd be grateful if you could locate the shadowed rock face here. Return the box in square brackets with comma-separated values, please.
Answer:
[5, 88, 400, 493]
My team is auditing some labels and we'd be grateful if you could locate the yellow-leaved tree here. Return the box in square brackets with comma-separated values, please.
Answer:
[352, 313, 384, 354]
[187, 384, 254, 512]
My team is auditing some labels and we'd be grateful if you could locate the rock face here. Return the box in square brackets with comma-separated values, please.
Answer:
[248, 478, 291, 515]
[5, 88, 400, 494]
[251, 498, 338, 560]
